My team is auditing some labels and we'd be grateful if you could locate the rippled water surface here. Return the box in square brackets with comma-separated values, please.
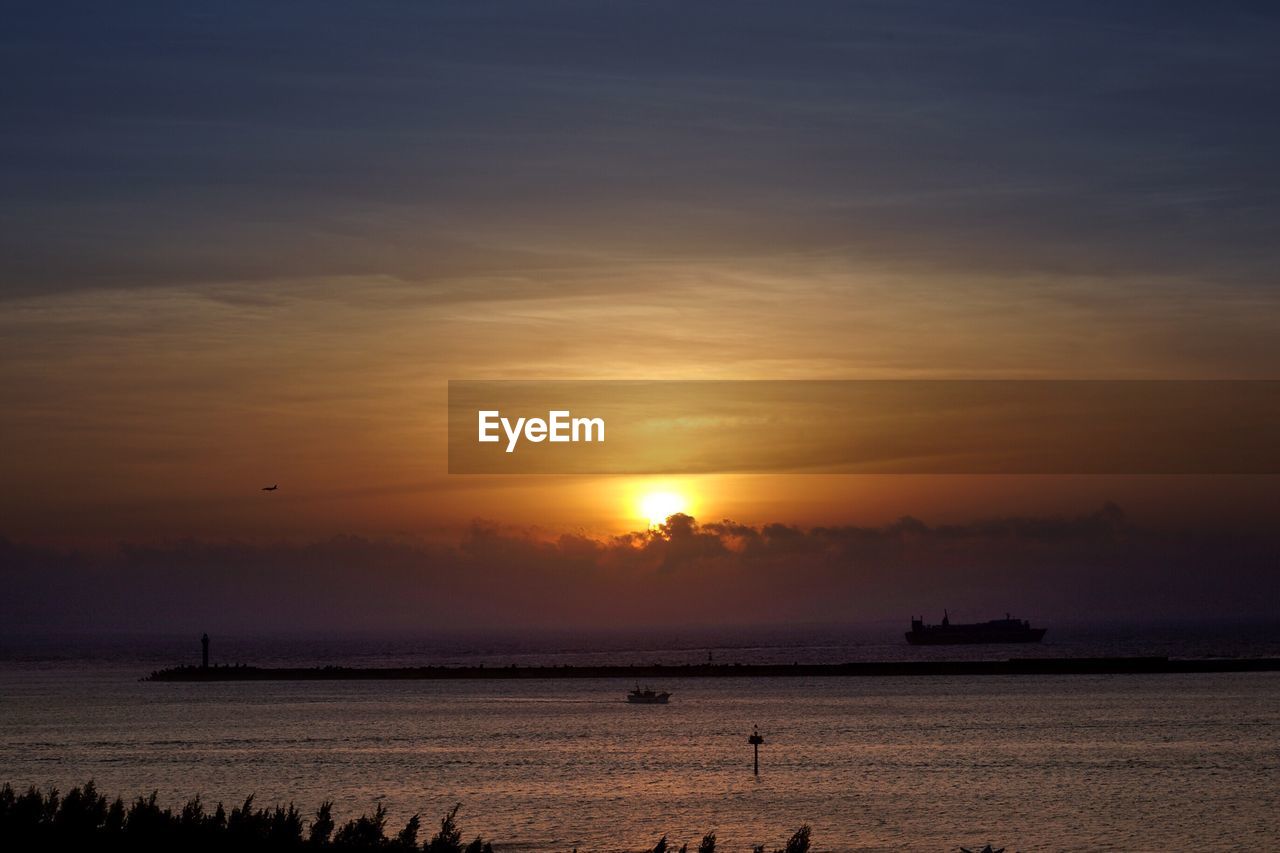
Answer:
[2, 631, 1278, 851]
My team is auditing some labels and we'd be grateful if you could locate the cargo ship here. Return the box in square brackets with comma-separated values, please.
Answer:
[906, 611, 1046, 645]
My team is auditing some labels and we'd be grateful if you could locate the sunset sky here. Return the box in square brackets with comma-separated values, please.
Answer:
[2, 3, 1278, 628]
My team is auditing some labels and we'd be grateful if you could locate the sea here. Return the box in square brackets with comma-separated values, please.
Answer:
[2, 623, 1278, 852]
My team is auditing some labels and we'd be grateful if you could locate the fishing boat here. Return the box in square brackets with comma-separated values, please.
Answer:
[626, 685, 671, 704]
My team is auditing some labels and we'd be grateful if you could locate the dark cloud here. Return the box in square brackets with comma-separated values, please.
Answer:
[2, 505, 1274, 633]
[3, 2, 1279, 297]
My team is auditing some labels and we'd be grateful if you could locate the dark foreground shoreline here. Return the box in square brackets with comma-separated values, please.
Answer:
[2, 781, 817, 853]
[146, 656, 1280, 682]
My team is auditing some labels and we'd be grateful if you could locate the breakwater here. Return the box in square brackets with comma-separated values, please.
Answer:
[146, 656, 1280, 681]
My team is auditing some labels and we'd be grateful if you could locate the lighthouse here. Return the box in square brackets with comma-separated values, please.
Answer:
[201, 633, 209, 669]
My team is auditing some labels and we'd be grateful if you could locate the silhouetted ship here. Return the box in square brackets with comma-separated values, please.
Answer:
[906, 611, 1046, 645]
[626, 685, 671, 704]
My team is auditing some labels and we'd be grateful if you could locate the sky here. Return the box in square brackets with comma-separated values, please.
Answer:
[2, 2, 1277, 628]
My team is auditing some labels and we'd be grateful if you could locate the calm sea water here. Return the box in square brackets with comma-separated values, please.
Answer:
[2, 627, 1278, 852]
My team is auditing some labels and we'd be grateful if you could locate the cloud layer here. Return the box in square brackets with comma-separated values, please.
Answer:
[4, 505, 1275, 633]
[4, 2, 1279, 299]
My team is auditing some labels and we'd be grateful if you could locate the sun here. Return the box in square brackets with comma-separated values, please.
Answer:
[639, 491, 688, 528]
[615, 478, 704, 531]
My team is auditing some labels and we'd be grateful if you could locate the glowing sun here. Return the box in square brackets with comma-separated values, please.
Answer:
[639, 491, 688, 528]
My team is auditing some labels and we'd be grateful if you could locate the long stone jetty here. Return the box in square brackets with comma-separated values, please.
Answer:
[146, 656, 1280, 682]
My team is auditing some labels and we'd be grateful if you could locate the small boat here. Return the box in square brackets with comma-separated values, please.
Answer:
[626, 685, 671, 704]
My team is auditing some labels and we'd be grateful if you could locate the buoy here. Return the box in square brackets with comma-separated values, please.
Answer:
[748, 725, 764, 775]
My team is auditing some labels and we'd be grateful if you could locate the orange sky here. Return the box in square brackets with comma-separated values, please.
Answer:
[3, 5, 1279, 549]
[1, 261, 1275, 544]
